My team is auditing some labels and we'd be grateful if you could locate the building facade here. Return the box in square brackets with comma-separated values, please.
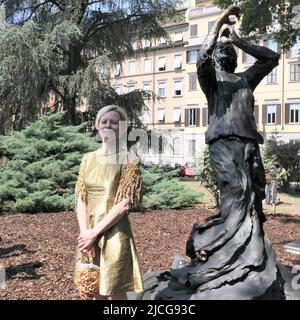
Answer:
[111, 0, 300, 165]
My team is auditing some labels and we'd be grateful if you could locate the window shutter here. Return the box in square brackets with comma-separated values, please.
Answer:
[185, 109, 189, 127]
[202, 108, 207, 127]
[277, 42, 281, 54]
[262, 104, 267, 124]
[196, 108, 200, 127]
[190, 24, 197, 37]
[285, 103, 290, 124]
[276, 104, 281, 124]
[189, 73, 197, 90]
[254, 105, 259, 124]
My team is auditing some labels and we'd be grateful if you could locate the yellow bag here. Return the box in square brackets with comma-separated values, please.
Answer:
[75, 251, 100, 300]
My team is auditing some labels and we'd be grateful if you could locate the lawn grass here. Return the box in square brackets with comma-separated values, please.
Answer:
[182, 180, 300, 216]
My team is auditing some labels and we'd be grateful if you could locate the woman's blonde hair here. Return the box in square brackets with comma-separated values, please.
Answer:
[95, 105, 128, 130]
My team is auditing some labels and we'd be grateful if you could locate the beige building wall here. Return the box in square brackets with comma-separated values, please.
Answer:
[112, 0, 300, 164]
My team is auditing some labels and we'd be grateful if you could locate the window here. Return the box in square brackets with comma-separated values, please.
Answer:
[143, 82, 151, 91]
[158, 81, 166, 97]
[190, 24, 197, 37]
[142, 82, 151, 99]
[99, 0, 111, 11]
[144, 39, 151, 48]
[128, 61, 135, 75]
[187, 49, 199, 63]
[189, 73, 197, 90]
[144, 59, 151, 73]
[267, 67, 277, 83]
[173, 108, 181, 122]
[113, 85, 121, 95]
[158, 57, 166, 71]
[157, 109, 165, 123]
[207, 20, 216, 33]
[114, 64, 120, 77]
[143, 109, 150, 124]
[188, 139, 196, 156]
[188, 108, 196, 126]
[159, 37, 167, 45]
[175, 32, 183, 42]
[127, 84, 135, 93]
[174, 80, 182, 96]
[173, 137, 181, 156]
[265, 38, 278, 53]
[289, 38, 300, 58]
[267, 105, 276, 124]
[290, 103, 300, 123]
[290, 64, 300, 82]
[174, 55, 182, 70]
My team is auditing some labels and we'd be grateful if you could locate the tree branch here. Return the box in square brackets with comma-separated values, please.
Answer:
[83, 10, 142, 43]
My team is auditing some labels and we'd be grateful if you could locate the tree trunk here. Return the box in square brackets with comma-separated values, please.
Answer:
[61, 43, 83, 125]
[62, 93, 78, 125]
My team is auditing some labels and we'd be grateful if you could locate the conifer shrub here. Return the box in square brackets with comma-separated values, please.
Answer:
[0, 112, 97, 213]
[0, 113, 202, 213]
[141, 166, 202, 210]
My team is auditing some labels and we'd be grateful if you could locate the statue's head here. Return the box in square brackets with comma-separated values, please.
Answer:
[212, 42, 237, 73]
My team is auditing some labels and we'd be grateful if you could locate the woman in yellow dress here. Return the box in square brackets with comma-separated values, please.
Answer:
[74, 105, 144, 300]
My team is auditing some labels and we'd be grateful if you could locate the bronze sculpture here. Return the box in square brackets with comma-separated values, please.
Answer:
[153, 6, 286, 300]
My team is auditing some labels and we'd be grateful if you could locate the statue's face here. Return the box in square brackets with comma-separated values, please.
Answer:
[212, 43, 237, 73]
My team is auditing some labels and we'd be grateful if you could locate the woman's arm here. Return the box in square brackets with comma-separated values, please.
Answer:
[78, 194, 131, 252]
[76, 194, 88, 234]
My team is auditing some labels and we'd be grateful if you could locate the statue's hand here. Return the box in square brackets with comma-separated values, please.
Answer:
[220, 27, 241, 44]
[219, 6, 241, 26]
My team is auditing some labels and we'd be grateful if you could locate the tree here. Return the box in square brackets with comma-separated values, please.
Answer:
[192, 147, 220, 208]
[263, 131, 300, 187]
[214, 0, 300, 50]
[0, 0, 179, 134]
[0, 112, 99, 213]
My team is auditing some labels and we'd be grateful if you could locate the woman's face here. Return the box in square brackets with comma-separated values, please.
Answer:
[98, 111, 121, 142]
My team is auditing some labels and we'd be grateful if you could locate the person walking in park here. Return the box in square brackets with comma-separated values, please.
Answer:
[74, 105, 144, 300]
[265, 155, 287, 206]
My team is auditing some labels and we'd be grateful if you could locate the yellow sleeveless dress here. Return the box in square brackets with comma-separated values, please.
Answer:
[74, 150, 144, 296]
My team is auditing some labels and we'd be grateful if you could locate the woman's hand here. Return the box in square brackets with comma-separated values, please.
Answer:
[78, 229, 98, 252]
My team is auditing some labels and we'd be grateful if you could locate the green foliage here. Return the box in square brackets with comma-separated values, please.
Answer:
[192, 146, 220, 208]
[0, 112, 98, 213]
[0, 0, 179, 133]
[0, 112, 201, 213]
[263, 158, 289, 189]
[214, 0, 300, 50]
[141, 166, 202, 209]
[263, 132, 300, 187]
